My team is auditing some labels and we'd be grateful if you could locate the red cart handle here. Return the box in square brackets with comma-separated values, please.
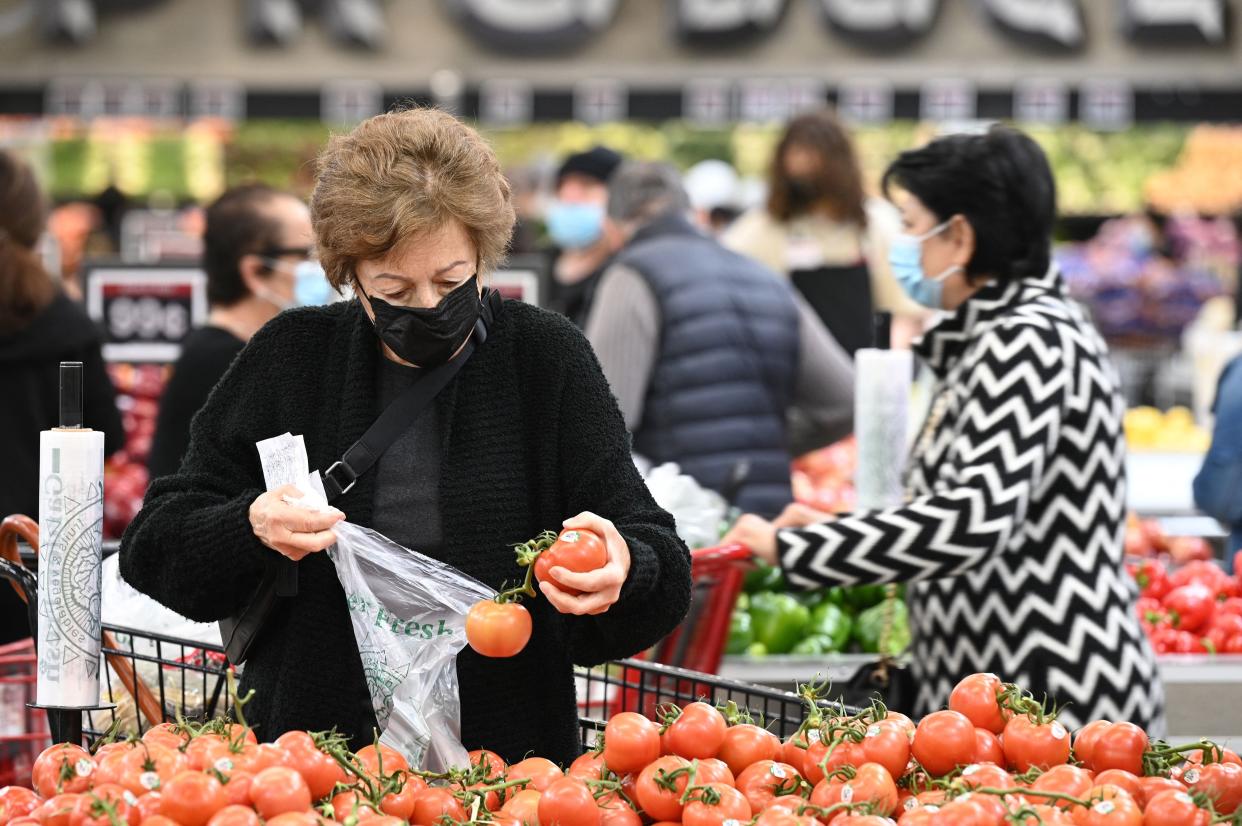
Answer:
[689, 543, 752, 564]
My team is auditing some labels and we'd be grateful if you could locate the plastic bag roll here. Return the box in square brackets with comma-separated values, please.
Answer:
[854, 349, 912, 512]
[37, 428, 106, 708]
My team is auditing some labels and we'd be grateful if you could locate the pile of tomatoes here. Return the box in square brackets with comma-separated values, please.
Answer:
[1130, 558, 1242, 654]
[2, 671, 1241, 826]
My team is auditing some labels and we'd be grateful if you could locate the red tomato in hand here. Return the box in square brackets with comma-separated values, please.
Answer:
[603, 712, 662, 774]
[664, 702, 728, 760]
[717, 724, 781, 777]
[1002, 716, 1071, 773]
[160, 771, 226, 826]
[538, 778, 599, 826]
[912, 710, 976, 777]
[949, 673, 1010, 734]
[535, 530, 608, 596]
[466, 600, 533, 658]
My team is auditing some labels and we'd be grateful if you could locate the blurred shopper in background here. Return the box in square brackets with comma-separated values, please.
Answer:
[725, 126, 1166, 732]
[1194, 354, 1242, 567]
[545, 145, 624, 326]
[725, 108, 922, 355]
[584, 161, 854, 518]
[147, 183, 320, 479]
[683, 159, 743, 236]
[0, 149, 124, 643]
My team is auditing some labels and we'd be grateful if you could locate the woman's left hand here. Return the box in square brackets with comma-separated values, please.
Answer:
[722, 514, 779, 565]
[539, 512, 631, 616]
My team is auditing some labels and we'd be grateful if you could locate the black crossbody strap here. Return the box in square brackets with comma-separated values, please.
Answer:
[273, 290, 502, 596]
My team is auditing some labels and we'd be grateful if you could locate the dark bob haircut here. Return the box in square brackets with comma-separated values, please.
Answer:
[882, 125, 1056, 284]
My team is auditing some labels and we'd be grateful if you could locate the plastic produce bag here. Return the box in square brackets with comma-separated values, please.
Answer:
[641, 462, 727, 549]
[328, 521, 494, 773]
[255, 433, 496, 772]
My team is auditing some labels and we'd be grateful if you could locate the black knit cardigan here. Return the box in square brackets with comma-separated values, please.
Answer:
[119, 298, 693, 765]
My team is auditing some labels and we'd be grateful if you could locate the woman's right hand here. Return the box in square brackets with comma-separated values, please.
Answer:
[248, 484, 345, 561]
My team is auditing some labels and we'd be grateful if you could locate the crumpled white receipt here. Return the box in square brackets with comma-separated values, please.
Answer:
[255, 432, 332, 508]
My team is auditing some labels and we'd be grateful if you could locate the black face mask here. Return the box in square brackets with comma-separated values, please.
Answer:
[363, 275, 482, 368]
[786, 177, 823, 213]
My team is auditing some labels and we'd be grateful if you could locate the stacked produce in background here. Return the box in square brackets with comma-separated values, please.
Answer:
[4, 671, 1241, 825]
[728, 563, 909, 658]
[103, 363, 167, 539]
[1131, 556, 1242, 655]
[790, 438, 857, 517]
[1145, 125, 1242, 216]
[1123, 407, 1211, 453]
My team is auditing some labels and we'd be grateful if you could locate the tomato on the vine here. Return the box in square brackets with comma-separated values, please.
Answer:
[206, 804, 264, 826]
[735, 761, 802, 813]
[860, 722, 910, 780]
[1090, 722, 1147, 776]
[597, 792, 641, 826]
[912, 710, 976, 777]
[353, 743, 409, 777]
[949, 673, 1010, 734]
[956, 763, 1014, 792]
[411, 788, 467, 826]
[567, 751, 605, 782]
[603, 712, 662, 774]
[1184, 761, 1242, 814]
[696, 759, 734, 787]
[159, 771, 226, 826]
[466, 600, 533, 659]
[0, 786, 41, 822]
[1141, 790, 1211, 826]
[973, 728, 1005, 766]
[1069, 785, 1142, 826]
[634, 756, 692, 822]
[839, 763, 898, 817]
[664, 702, 728, 761]
[501, 789, 542, 825]
[1002, 715, 1071, 772]
[331, 789, 380, 822]
[1073, 720, 1112, 769]
[32, 743, 95, 798]
[537, 777, 599, 826]
[248, 767, 312, 820]
[534, 529, 608, 597]
[681, 783, 751, 826]
[71, 783, 139, 826]
[717, 724, 781, 777]
[508, 757, 564, 793]
[1028, 764, 1093, 810]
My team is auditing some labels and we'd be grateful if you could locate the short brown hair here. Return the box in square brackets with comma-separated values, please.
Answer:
[767, 108, 867, 227]
[310, 108, 515, 290]
[0, 150, 55, 335]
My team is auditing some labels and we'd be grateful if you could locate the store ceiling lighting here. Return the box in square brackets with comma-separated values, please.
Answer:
[323, 0, 383, 49]
[40, 0, 95, 44]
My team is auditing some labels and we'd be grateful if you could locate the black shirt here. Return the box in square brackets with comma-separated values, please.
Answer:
[371, 357, 444, 555]
[147, 326, 244, 480]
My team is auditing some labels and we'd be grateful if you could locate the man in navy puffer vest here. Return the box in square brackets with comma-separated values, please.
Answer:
[584, 162, 855, 518]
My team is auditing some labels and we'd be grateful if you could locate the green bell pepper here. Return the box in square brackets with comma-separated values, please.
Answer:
[748, 592, 811, 655]
[746, 641, 768, 657]
[852, 598, 911, 655]
[790, 635, 835, 656]
[743, 562, 787, 594]
[844, 584, 887, 612]
[726, 608, 754, 655]
[807, 602, 852, 652]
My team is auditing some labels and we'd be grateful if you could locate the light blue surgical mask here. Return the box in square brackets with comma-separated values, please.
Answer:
[293, 260, 335, 306]
[888, 219, 962, 309]
[546, 201, 605, 250]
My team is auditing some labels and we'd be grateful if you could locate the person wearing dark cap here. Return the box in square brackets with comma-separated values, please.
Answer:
[545, 146, 624, 326]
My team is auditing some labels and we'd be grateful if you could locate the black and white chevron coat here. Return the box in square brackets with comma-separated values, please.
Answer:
[778, 268, 1166, 733]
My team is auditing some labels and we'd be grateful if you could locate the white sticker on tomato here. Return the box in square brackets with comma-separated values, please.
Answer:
[866, 725, 882, 738]
[723, 821, 742, 826]
[140, 771, 161, 790]
[75, 758, 95, 777]
[214, 757, 234, 773]
[771, 765, 788, 779]
[561, 531, 581, 543]
[808, 729, 822, 743]
[1185, 768, 1201, 784]
[123, 792, 138, 807]
[1093, 800, 1115, 814]
[904, 798, 919, 811]
[1051, 722, 1067, 740]
[841, 785, 854, 803]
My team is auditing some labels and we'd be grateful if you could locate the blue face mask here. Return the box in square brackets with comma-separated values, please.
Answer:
[888, 219, 961, 309]
[546, 202, 605, 250]
[294, 260, 335, 306]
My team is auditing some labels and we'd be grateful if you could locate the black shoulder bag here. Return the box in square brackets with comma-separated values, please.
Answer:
[219, 292, 502, 664]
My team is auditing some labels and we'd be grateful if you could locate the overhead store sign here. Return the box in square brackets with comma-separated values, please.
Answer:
[448, 0, 1231, 51]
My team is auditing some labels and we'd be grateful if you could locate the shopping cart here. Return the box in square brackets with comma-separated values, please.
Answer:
[648, 543, 751, 674]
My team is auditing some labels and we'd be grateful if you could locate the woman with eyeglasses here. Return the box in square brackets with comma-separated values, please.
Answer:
[725, 126, 1166, 734]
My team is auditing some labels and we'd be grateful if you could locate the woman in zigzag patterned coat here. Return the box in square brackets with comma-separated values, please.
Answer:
[725, 126, 1166, 734]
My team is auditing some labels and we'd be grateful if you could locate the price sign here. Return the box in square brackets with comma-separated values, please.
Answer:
[84, 265, 208, 363]
[490, 267, 541, 306]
